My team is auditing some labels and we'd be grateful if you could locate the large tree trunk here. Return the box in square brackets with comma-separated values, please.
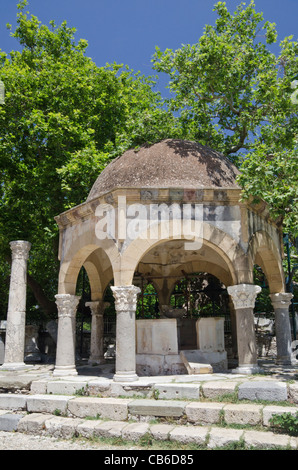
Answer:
[27, 273, 57, 317]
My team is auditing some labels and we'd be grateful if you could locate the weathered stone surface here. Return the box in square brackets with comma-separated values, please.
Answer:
[243, 430, 290, 449]
[44, 416, 84, 438]
[94, 420, 128, 438]
[223, 403, 263, 426]
[47, 380, 88, 396]
[26, 394, 71, 414]
[76, 419, 103, 438]
[201, 380, 238, 399]
[169, 425, 208, 445]
[121, 422, 150, 441]
[288, 383, 298, 403]
[128, 399, 186, 417]
[238, 381, 288, 402]
[18, 413, 51, 434]
[180, 350, 213, 374]
[208, 426, 244, 449]
[263, 405, 298, 427]
[0, 413, 24, 431]
[149, 424, 175, 440]
[153, 383, 200, 400]
[67, 397, 131, 420]
[0, 393, 27, 410]
[185, 402, 224, 424]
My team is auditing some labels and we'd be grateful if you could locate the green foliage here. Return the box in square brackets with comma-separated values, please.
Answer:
[270, 411, 298, 436]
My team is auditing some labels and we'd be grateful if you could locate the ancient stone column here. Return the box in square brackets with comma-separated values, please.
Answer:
[53, 294, 80, 376]
[227, 284, 262, 374]
[1, 240, 31, 370]
[111, 285, 140, 382]
[270, 293, 293, 365]
[86, 300, 109, 365]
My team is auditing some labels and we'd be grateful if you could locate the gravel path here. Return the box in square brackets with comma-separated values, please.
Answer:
[0, 431, 143, 451]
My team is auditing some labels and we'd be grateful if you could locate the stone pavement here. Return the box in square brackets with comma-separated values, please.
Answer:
[0, 360, 298, 449]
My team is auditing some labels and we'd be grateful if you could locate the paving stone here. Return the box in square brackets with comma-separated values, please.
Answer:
[169, 425, 208, 445]
[185, 402, 224, 424]
[47, 381, 88, 396]
[26, 394, 71, 414]
[128, 399, 186, 417]
[121, 422, 150, 441]
[238, 381, 288, 402]
[288, 383, 298, 404]
[149, 423, 175, 440]
[0, 413, 24, 431]
[76, 419, 103, 438]
[44, 416, 84, 438]
[67, 397, 131, 420]
[243, 430, 290, 449]
[223, 403, 263, 426]
[0, 393, 27, 410]
[208, 426, 244, 449]
[201, 380, 238, 399]
[94, 420, 128, 438]
[18, 413, 51, 434]
[153, 383, 200, 400]
[262, 405, 298, 427]
[30, 380, 48, 394]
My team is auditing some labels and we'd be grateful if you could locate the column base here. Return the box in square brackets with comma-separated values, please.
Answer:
[0, 362, 33, 371]
[53, 365, 78, 377]
[88, 357, 105, 366]
[113, 371, 139, 382]
[232, 364, 263, 375]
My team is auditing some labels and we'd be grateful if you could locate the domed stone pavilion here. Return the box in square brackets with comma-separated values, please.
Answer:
[53, 139, 293, 380]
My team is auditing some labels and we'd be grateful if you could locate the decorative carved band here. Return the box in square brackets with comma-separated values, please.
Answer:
[227, 284, 262, 309]
[111, 286, 141, 312]
[270, 293, 293, 310]
[10, 240, 31, 260]
[55, 294, 80, 318]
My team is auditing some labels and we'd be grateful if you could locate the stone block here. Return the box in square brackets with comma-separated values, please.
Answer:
[169, 425, 208, 445]
[201, 380, 238, 399]
[288, 383, 298, 403]
[30, 380, 48, 394]
[0, 393, 27, 410]
[149, 424, 175, 440]
[136, 319, 178, 355]
[153, 383, 200, 400]
[128, 399, 186, 417]
[94, 420, 128, 438]
[180, 350, 213, 374]
[18, 413, 51, 434]
[223, 404, 263, 426]
[77, 419, 103, 438]
[26, 394, 71, 414]
[67, 397, 131, 420]
[44, 416, 84, 438]
[262, 405, 298, 427]
[238, 381, 288, 402]
[243, 430, 290, 449]
[121, 422, 150, 441]
[0, 413, 24, 431]
[185, 402, 224, 424]
[208, 427, 244, 449]
[47, 380, 88, 396]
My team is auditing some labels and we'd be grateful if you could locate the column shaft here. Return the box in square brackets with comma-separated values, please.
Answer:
[270, 293, 293, 365]
[86, 301, 109, 364]
[2, 241, 31, 370]
[53, 294, 80, 376]
[111, 285, 140, 382]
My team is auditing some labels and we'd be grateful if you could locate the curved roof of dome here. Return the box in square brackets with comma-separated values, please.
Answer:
[87, 139, 241, 201]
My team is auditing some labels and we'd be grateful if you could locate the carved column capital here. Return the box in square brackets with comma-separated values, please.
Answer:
[10, 240, 31, 260]
[270, 293, 293, 310]
[86, 300, 110, 316]
[111, 286, 141, 312]
[227, 284, 261, 309]
[55, 294, 80, 318]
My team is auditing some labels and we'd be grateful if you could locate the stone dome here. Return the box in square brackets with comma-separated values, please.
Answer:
[87, 139, 241, 201]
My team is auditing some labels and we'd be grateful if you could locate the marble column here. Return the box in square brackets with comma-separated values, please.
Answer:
[111, 285, 140, 382]
[227, 284, 262, 374]
[1, 240, 31, 370]
[53, 294, 80, 376]
[86, 300, 109, 365]
[270, 293, 294, 365]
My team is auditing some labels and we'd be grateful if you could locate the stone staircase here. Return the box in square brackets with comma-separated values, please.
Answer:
[1, 367, 298, 450]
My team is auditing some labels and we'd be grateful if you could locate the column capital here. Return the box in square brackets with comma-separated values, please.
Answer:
[270, 292, 293, 309]
[55, 294, 80, 318]
[227, 284, 261, 309]
[86, 300, 110, 316]
[111, 285, 141, 312]
[10, 240, 31, 260]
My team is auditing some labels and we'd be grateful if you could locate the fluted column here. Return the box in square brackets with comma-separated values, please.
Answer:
[227, 284, 262, 374]
[1, 241, 31, 370]
[86, 300, 110, 364]
[53, 294, 80, 376]
[270, 293, 293, 365]
[111, 285, 140, 382]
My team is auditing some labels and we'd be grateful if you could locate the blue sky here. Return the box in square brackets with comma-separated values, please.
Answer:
[0, 0, 297, 92]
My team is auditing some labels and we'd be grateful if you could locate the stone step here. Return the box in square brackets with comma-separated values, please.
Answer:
[0, 409, 297, 450]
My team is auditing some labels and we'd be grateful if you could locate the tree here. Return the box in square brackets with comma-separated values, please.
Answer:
[152, 1, 298, 236]
[0, 1, 178, 320]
